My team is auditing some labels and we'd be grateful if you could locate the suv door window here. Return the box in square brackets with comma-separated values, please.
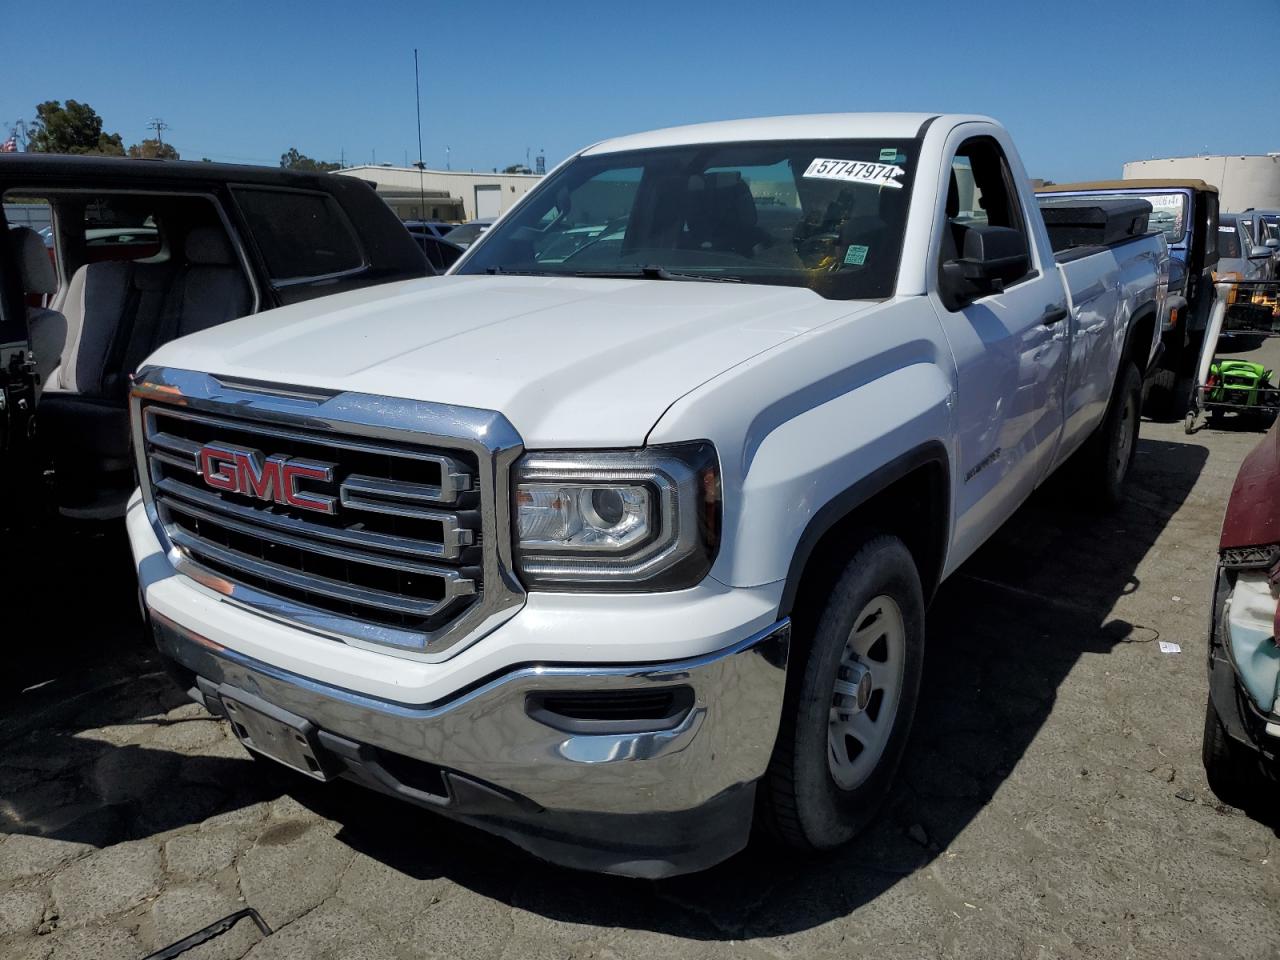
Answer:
[233, 188, 364, 282]
[81, 197, 162, 264]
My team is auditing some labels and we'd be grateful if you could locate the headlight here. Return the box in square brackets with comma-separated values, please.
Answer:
[513, 442, 720, 591]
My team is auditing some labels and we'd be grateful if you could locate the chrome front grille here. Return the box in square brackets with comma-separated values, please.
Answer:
[133, 368, 525, 658]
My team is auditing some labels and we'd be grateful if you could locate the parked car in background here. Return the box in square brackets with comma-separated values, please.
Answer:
[403, 219, 456, 240]
[1217, 213, 1272, 283]
[0, 154, 430, 520]
[1243, 209, 1280, 279]
[407, 230, 464, 273]
[442, 218, 493, 249]
[1204, 415, 1280, 805]
[129, 112, 1165, 878]
[1216, 213, 1277, 331]
[1038, 179, 1219, 419]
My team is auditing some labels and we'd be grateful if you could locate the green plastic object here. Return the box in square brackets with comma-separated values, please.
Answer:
[1208, 359, 1274, 407]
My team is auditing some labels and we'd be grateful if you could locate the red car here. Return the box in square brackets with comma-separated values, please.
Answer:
[1204, 417, 1280, 802]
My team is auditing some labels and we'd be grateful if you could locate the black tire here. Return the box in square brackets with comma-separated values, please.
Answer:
[1202, 693, 1259, 809]
[1078, 362, 1142, 509]
[1142, 365, 1181, 421]
[760, 534, 925, 850]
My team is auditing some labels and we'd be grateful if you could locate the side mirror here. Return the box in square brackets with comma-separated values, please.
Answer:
[1249, 245, 1273, 260]
[959, 225, 1030, 282]
[940, 225, 1029, 309]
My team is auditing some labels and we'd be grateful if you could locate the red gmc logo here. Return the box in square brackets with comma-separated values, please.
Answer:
[197, 443, 337, 515]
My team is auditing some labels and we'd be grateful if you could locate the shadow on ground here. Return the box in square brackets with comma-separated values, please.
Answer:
[0, 434, 1212, 940]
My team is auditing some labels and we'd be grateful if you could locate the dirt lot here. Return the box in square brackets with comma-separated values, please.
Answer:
[4, 416, 1280, 960]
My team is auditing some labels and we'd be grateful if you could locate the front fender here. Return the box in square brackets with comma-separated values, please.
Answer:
[646, 298, 956, 592]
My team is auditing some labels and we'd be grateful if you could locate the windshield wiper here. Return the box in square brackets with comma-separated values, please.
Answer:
[569, 265, 742, 283]
[485, 266, 557, 276]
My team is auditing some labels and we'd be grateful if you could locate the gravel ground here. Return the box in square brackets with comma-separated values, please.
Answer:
[3, 416, 1280, 960]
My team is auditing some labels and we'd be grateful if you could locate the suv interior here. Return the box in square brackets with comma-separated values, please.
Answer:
[7, 192, 255, 517]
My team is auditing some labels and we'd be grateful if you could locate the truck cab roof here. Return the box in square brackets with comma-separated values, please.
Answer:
[581, 112, 990, 155]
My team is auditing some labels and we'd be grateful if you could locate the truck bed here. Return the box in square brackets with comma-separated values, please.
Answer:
[1037, 196, 1154, 258]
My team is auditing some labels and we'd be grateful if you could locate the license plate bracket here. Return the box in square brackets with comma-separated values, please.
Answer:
[216, 686, 333, 781]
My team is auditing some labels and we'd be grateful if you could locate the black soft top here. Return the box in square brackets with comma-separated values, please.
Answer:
[0, 153, 357, 193]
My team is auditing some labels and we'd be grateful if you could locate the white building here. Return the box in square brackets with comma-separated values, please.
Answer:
[1123, 154, 1280, 212]
[334, 165, 542, 221]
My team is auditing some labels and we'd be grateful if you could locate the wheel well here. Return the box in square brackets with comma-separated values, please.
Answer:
[782, 459, 948, 644]
[1126, 306, 1158, 373]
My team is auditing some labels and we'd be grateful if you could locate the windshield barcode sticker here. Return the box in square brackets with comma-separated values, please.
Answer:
[803, 158, 905, 189]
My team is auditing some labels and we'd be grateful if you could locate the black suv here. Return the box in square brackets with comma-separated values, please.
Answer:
[0, 155, 429, 518]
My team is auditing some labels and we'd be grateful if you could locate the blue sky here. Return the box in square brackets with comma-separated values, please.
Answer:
[5, 0, 1278, 181]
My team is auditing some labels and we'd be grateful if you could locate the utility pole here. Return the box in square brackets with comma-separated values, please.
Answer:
[147, 117, 168, 145]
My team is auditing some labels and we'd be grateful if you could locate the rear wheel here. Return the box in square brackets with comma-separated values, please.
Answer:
[1143, 365, 1182, 420]
[1079, 362, 1142, 509]
[761, 534, 925, 850]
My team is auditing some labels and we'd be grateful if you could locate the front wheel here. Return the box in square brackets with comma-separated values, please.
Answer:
[760, 533, 925, 850]
[1202, 693, 1260, 809]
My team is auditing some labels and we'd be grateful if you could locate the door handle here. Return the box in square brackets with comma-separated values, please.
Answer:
[1040, 306, 1069, 326]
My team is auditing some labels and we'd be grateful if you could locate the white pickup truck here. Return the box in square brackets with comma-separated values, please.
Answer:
[127, 113, 1166, 878]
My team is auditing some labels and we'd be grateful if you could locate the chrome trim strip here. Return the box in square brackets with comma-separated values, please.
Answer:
[144, 404, 464, 467]
[154, 477, 464, 561]
[147, 430, 203, 460]
[340, 472, 471, 510]
[132, 366, 526, 661]
[161, 498, 474, 584]
[167, 527, 472, 616]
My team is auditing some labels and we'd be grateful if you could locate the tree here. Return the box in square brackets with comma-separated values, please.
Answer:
[280, 147, 340, 172]
[27, 100, 125, 156]
[502, 163, 532, 174]
[127, 138, 180, 160]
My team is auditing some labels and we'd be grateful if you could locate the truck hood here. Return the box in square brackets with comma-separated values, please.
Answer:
[147, 275, 870, 446]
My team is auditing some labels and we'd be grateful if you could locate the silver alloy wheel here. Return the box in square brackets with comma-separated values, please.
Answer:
[828, 594, 907, 790]
[1114, 388, 1137, 483]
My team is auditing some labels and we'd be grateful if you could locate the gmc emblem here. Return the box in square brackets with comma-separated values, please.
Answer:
[197, 442, 337, 515]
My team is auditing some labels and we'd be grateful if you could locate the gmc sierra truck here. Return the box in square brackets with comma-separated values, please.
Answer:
[127, 114, 1166, 878]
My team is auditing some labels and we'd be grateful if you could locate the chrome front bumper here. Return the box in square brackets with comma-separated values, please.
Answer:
[152, 613, 790, 877]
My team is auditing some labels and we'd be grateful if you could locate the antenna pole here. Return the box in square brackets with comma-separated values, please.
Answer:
[414, 48, 426, 223]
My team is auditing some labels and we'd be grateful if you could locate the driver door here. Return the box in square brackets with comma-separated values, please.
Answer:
[931, 134, 1069, 566]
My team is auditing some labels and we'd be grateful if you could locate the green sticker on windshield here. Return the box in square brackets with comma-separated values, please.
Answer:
[879, 147, 897, 162]
[844, 244, 869, 266]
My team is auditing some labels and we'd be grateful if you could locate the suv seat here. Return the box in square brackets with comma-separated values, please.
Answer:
[38, 225, 252, 516]
[162, 226, 253, 340]
[9, 227, 66, 401]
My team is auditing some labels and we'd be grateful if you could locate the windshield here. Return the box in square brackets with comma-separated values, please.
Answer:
[1133, 193, 1187, 242]
[1218, 223, 1242, 259]
[457, 138, 919, 300]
